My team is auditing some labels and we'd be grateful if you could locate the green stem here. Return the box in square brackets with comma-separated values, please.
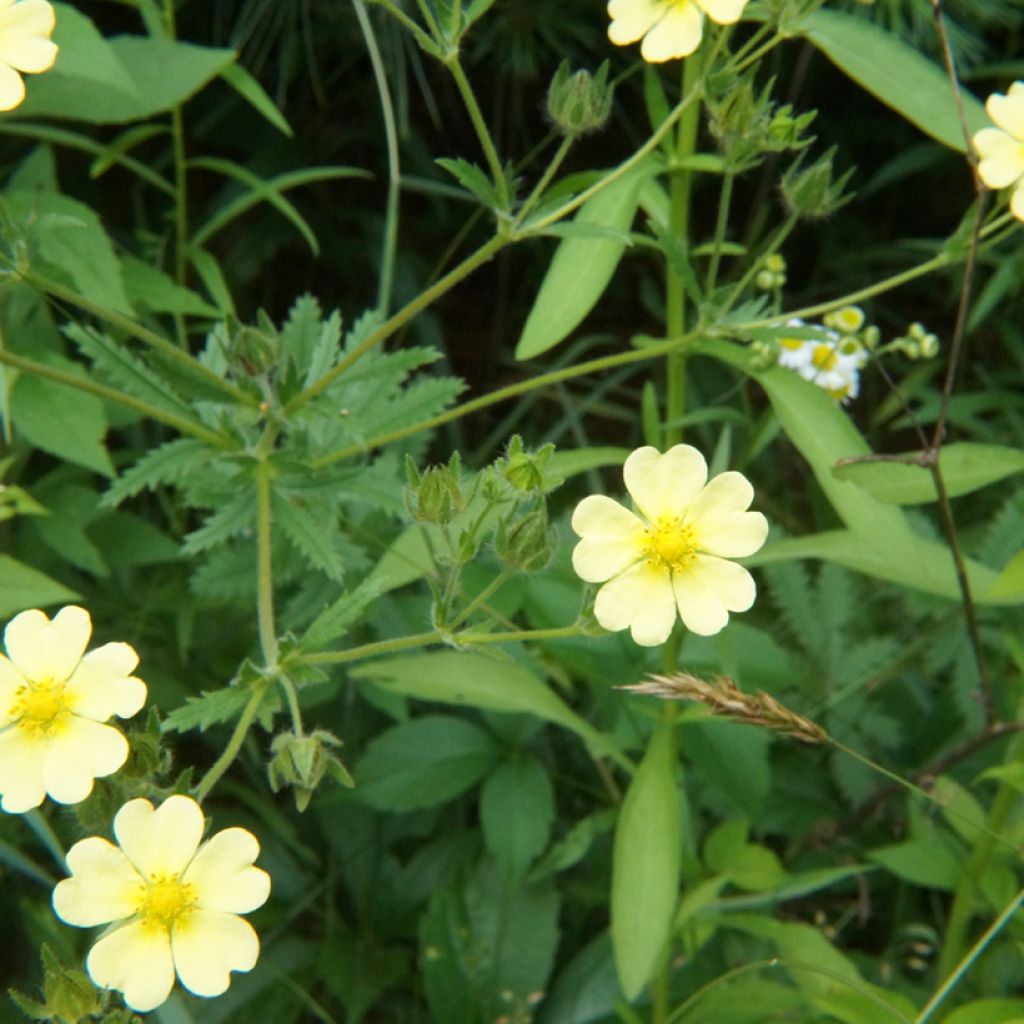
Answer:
[722, 212, 799, 316]
[285, 234, 506, 414]
[445, 54, 509, 210]
[919, 885, 1024, 1023]
[279, 674, 304, 736]
[445, 567, 513, 630]
[354, 0, 401, 316]
[20, 270, 257, 407]
[516, 134, 575, 225]
[0, 347, 231, 447]
[255, 454, 279, 667]
[311, 328, 699, 468]
[664, 55, 702, 448]
[194, 678, 271, 803]
[706, 170, 734, 296]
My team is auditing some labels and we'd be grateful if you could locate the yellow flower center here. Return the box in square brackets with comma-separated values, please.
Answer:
[645, 518, 696, 571]
[10, 680, 71, 736]
[138, 876, 197, 931]
[811, 344, 838, 371]
[779, 337, 803, 351]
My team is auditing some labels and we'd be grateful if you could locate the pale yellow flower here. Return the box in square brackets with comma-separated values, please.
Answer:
[571, 445, 768, 645]
[607, 0, 747, 63]
[0, 0, 58, 112]
[973, 81, 1024, 222]
[0, 606, 146, 813]
[53, 795, 271, 1013]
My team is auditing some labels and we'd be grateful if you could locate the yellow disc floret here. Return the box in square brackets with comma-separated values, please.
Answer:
[11, 680, 71, 736]
[138, 876, 197, 931]
[645, 518, 696, 571]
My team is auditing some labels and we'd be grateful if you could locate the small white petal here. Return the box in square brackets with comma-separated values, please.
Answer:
[43, 717, 129, 804]
[0, 654, 26, 726]
[88, 920, 176, 1013]
[571, 495, 647, 583]
[53, 837, 143, 926]
[184, 828, 271, 915]
[623, 445, 707, 522]
[608, 0, 664, 45]
[0, 726, 47, 811]
[672, 555, 756, 636]
[696, 0, 746, 22]
[115, 795, 204, 879]
[986, 84, 1024, 141]
[640, 2, 703, 62]
[172, 910, 260, 997]
[0, 55, 24, 109]
[594, 560, 677, 646]
[685, 472, 768, 557]
[4, 607, 91, 685]
[974, 127, 1024, 189]
[0, 0, 57, 73]
[65, 642, 146, 721]
[1012, 179, 1024, 222]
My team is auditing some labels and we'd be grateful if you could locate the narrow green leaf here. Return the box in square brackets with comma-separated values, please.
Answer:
[611, 724, 680, 1000]
[350, 651, 629, 769]
[516, 167, 647, 360]
[944, 998, 1024, 1024]
[987, 549, 1024, 599]
[302, 578, 381, 650]
[0, 555, 80, 617]
[832, 443, 1024, 504]
[868, 840, 961, 891]
[546, 446, 630, 481]
[436, 156, 498, 207]
[799, 9, 987, 152]
[121, 256, 222, 318]
[220, 62, 292, 136]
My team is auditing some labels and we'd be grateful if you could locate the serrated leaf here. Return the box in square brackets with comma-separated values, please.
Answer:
[436, 156, 498, 207]
[272, 493, 344, 579]
[516, 167, 647, 360]
[121, 256, 222, 317]
[182, 494, 254, 554]
[162, 686, 250, 733]
[102, 437, 212, 507]
[302, 577, 381, 650]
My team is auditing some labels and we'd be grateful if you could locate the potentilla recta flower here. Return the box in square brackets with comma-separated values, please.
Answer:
[53, 795, 271, 1013]
[0, 0, 58, 112]
[571, 445, 768, 645]
[607, 0, 747, 63]
[973, 81, 1024, 222]
[0, 606, 146, 813]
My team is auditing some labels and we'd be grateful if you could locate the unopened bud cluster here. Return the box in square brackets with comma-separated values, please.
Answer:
[547, 60, 613, 136]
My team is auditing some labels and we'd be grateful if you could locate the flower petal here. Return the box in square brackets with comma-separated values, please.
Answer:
[640, 2, 703, 62]
[685, 472, 768, 557]
[0, 726, 47, 812]
[4, 606, 91, 685]
[672, 555, 755, 636]
[608, 0, 664, 45]
[184, 828, 271, 914]
[0, 60, 24, 110]
[43, 717, 129, 804]
[594, 560, 677, 646]
[53, 837, 143, 926]
[0, 654, 26, 727]
[87, 920, 176, 1013]
[1012, 179, 1024, 223]
[973, 127, 1024, 189]
[171, 910, 260, 998]
[0, 0, 57, 72]
[65, 642, 146, 721]
[623, 445, 707, 522]
[571, 495, 646, 582]
[986, 82, 1024, 141]
[115, 795, 204, 879]
[696, 0, 746, 23]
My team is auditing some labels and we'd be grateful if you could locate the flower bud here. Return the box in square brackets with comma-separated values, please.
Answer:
[546, 59, 614, 136]
[229, 311, 279, 376]
[268, 729, 353, 812]
[497, 436, 560, 493]
[405, 452, 465, 524]
[781, 147, 854, 220]
[494, 507, 555, 572]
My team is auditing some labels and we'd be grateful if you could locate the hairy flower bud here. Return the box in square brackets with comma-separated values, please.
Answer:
[495, 507, 555, 572]
[405, 452, 465, 524]
[546, 60, 613, 136]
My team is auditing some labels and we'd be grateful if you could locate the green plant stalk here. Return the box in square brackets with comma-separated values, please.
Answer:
[354, 0, 401, 316]
[0, 347, 231, 447]
[919, 884, 1024, 1023]
[312, 328, 700, 467]
[935, 750, 1022, 979]
[255, 455, 279, 667]
[300, 623, 585, 666]
[664, 55, 702, 448]
[279, 674, 304, 737]
[722, 212, 799, 315]
[445, 566, 514, 630]
[285, 233, 506, 414]
[445, 54, 509, 210]
[20, 270, 257, 406]
[194, 678, 271, 803]
[705, 170, 734, 296]
[368, 0, 439, 55]
[516, 134, 576, 225]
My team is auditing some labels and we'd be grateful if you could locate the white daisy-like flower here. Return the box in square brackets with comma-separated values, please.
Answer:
[53, 795, 271, 1013]
[607, 0, 747, 63]
[0, 0, 58, 112]
[973, 81, 1024, 222]
[571, 445, 768, 646]
[0, 606, 146, 813]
